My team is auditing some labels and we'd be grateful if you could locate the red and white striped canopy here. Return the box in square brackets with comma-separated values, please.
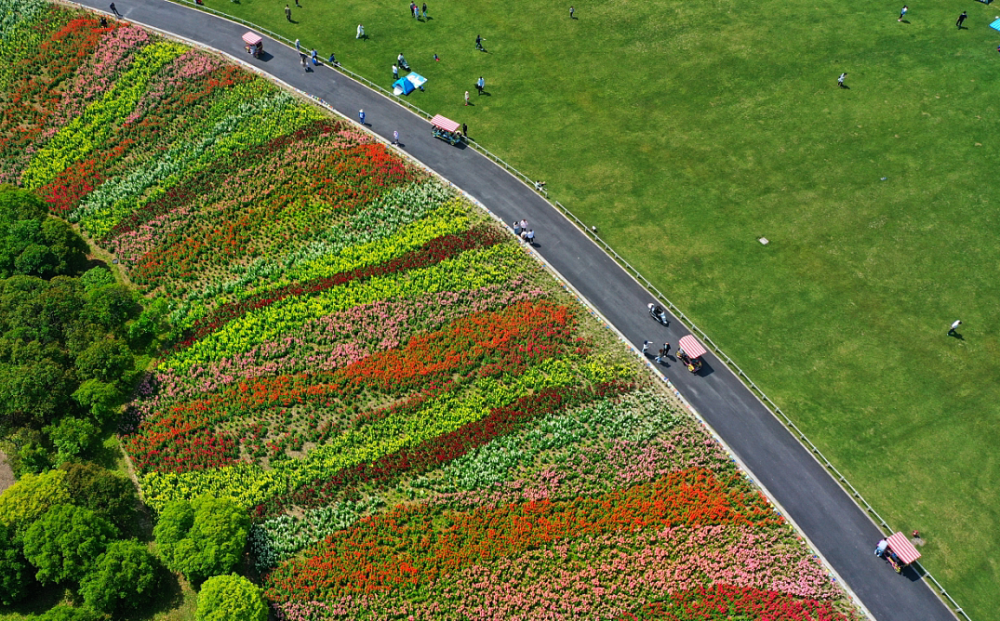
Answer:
[242, 32, 263, 46]
[886, 532, 921, 565]
[430, 115, 460, 132]
[678, 335, 707, 359]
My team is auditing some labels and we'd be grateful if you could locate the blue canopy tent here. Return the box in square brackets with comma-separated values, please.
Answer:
[393, 73, 427, 96]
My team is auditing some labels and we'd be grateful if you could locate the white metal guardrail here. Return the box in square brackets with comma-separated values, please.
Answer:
[95, 3, 969, 618]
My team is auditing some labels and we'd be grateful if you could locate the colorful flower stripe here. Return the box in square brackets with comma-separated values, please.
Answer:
[627, 584, 860, 620]
[259, 381, 632, 518]
[160, 242, 530, 372]
[265, 468, 781, 600]
[173, 215, 486, 351]
[133, 279, 545, 412]
[127, 302, 576, 476]
[270, 527, 848, 620]
[187, 181, 453, 304]
[141, 463, 282, 514]
[22, 40, 186, 189]
[0, 16, 104, 167]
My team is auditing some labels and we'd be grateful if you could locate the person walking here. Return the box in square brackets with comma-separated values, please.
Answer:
[356, 24, 364, 39]
[476, 76, 485, 95]
[838, 73, 847, 88]
[642, 340, 650, 356]
[662, 342, 671, 357]
[476, 34, 485, 51]
[284, 4, 292, 21]
[393, 64, 399, 79]
[462, 122, 468, 137]
[295, 38, 301, 52]
[311, 49, 319, 65]
[422, 3, 428, 19]
[898, 5, 907, 21]
[359, 109, 366, 125]
[956, 11, 967, 27]
[570, 5, 575, 18]
[655, 347, 665, 364]
[464, 90, 470, 105]
[300, 53, 308, 70]
[109, 2, 121, 16]
[392, 130, 399, 145]
[948, 320, 962, 336]
[524, 229, 535, 245]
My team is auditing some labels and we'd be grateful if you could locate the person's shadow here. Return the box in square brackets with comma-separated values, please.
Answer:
[839, 84, 851, 90]
[949, 332, 964, 340]
[899, 19, 910, 23]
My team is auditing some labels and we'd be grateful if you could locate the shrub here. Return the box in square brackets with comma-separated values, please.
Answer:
[35, 604, 107, 621]
[79, 540, 160, 612]
[22, 504, 116, 585]
[196, 574, 267, 621]
[154, 497, 249, 584]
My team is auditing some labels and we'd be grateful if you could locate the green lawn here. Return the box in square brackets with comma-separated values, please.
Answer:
[185, 0, 997, 615]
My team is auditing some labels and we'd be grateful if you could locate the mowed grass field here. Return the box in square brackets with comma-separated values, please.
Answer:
[183, 0, 998, 614]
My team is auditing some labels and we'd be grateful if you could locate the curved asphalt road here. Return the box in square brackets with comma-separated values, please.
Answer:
[70, 1, 956, 619]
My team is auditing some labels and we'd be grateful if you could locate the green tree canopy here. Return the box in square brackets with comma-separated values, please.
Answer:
[59, 462, 137, 533]
[154, 497, 249, 584]
[0, 523, 34, 606]
[195, 575, 267, 621]
[0, 469, 69, 532]
[35, 604, 107, 621]
[0, 189, 87, 280]
[79, 540, 160, 613]
[22, 504, 116, 585]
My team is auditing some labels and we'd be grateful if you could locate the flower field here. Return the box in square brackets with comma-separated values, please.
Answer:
[0, 2, 863, 619]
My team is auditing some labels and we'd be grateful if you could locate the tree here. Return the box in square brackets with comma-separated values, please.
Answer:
[71, 379, 124, 427]
[59, 462, 137, 533]
[154, 497, 249, 584]
[74, 338, 133, 384]
[195, 575, 267, 621]
[45, 415, 100, 465]
[82, 284, 140, 334]
[79, 267, 115, 293]
[0, 469, 69, 532]
[22, 504, 116, 585]
[0, 189, 87, 279]
[0, 523, 34, 606]
[79, 540, 160, 613]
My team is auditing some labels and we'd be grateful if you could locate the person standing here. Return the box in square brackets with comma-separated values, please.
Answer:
[655, 347, 665, 364]
[476, 34, 485, 51]
[662, 342, 671, 357]
[422, 3, 428, 19]
[284, 4, 292, 21]
[393, 64, 400, 79]
[512, 221, 522, 237]
[464, 90, 470, 105]
[948, 320, 962, 336]
[519, 218, 528, 230]
[642, 340, 650, 356]
[462, 122, 468, 137]
[109, 2, 121, 16]
[392, 130, 399, 145]
[956, 11, 967, 27]
[295, 38, 301, 52]
[838, 73, 847, 88]
[300, 53, 307, 70]
[359, 109, 366, 125]
[570, 5, 575, 18]
[311, 49, 318, 65]
[524, 229, 535, 245]
[476, 76, 485, 95]
[898, 5, 907, 21]
[356, 24, 364, 39]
